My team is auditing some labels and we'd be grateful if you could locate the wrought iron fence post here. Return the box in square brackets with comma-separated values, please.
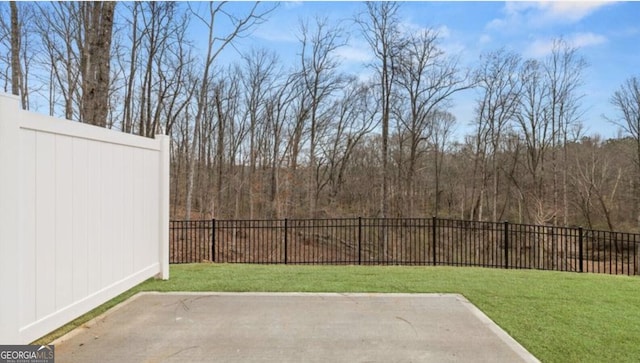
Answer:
[284, 218, 288, 265]
[578, 227, 583, 273]
[358, 217, 362, 265]
[211, 219, 216, 262]
[633, 242, 640, 275]
[432, 216, 437, 266]
[504, 221, 509, 269]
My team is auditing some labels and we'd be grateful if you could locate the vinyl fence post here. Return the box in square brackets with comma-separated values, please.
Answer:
[358, 217, 362, 265]
[211, 219, 216, 262]
[0, 94, 21, 343]
[284, 219, 288, 265]
[578, 227, 583, 273]
[158, 134, 171, 279]
[504, 221, 509, 269]
[432, 216, 437, 266]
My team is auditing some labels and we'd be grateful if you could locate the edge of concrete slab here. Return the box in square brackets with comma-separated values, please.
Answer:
[453, 294, 540, 363]
[50, 292, 148, 346]
[52, 291, 540, 363]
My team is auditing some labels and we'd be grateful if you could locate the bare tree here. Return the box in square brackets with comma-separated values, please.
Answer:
[211, 67, 242, 217]
[263, 72, 298, 218]
[0, 2, 31, 109]
[318, 79, 379, 212]
[240, 48, 279, 218]
[32, 2, 83, 119]
[118, 2, 140, 133]
[429, 110, 456, 216]
[609, 76, 640, 228]
[221, 66, 249, 218]
[394, 28, 470, 216]
[298, 16, 346, 217]
[515, 58, 553, 222]
[184, 2, 276, 220]
[355, 1, 406, 259]
[285, 76, 311, 217]
[474, 48, 522, 221]
[356, 1, 403, 218]
[111, 2, 195, 134]
[544, 39, 586, 226]
[571, 136, 622, 231]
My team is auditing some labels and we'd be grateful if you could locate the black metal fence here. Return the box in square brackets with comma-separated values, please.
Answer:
[169, 217, 640, 276]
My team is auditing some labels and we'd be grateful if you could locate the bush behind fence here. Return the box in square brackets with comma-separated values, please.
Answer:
[170, 217, 640, 276]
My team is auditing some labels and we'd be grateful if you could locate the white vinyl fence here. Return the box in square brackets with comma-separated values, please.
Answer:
[0, 94, 170, 344]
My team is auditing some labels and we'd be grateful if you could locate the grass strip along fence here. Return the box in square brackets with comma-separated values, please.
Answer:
[170, 217, 640, 275]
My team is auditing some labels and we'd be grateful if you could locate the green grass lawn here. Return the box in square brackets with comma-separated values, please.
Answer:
[37, 264, 640, 362]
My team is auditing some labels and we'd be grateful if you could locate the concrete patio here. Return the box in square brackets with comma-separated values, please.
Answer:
[53, 292, 539, 362]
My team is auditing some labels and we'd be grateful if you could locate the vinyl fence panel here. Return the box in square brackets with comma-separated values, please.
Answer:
[0, 94, 169, 344]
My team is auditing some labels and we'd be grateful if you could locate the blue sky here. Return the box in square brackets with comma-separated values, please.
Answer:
[205, 1, 639, 140]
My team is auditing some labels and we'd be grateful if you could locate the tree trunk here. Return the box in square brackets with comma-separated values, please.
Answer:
[80, 1, 116, 127]
[215, 88, 225, 218]
[10, 2, 21, 100]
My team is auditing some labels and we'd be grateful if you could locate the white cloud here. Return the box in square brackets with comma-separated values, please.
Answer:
[539, 1, 613, 23]
[479, 34, 492, 45]
[526, 39, 556, 58]
[441, 41, 466, 57]
[283, 1, 303, 10]
[335, 45, 374, 64]
[609, 25, 640, 37]
[435, 25, 451, 39]
[399, 20, 426, 38]
[488, 1, 615, 31]
[525, 32, 607, 58]
[253, 27, 298, 43]
[398, 20, 451, 41]
[571, 32, 608, 48]
[355, 68, 375, 83]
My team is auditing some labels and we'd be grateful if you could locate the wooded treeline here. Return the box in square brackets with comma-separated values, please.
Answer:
[2, 2, 640, 231]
